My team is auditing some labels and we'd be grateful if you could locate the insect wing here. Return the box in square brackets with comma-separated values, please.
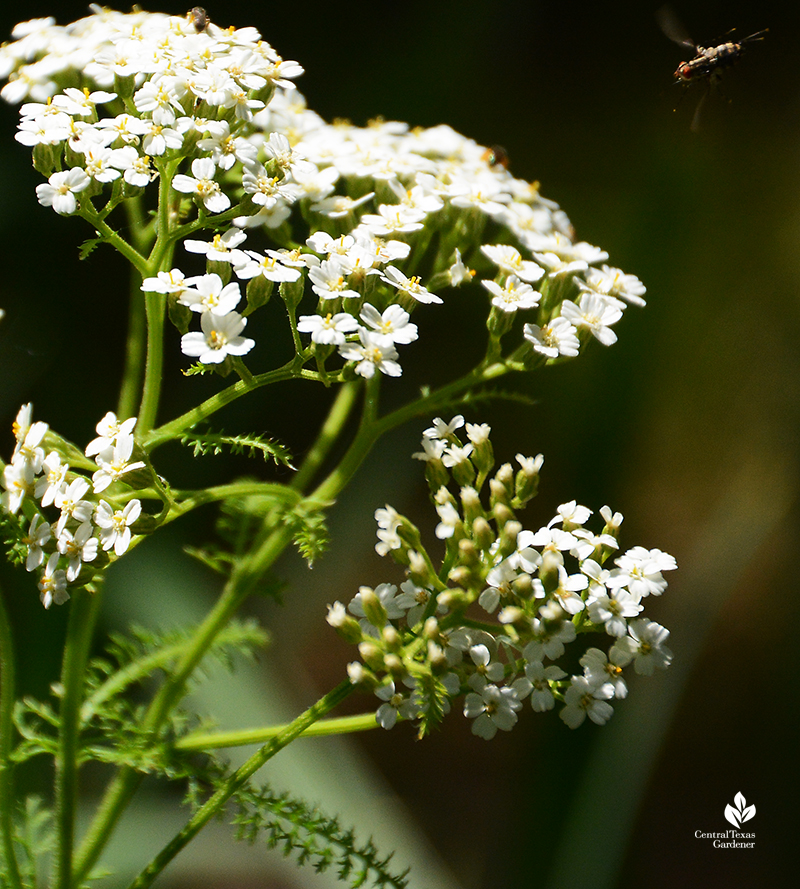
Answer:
[656, 4, 696, 50]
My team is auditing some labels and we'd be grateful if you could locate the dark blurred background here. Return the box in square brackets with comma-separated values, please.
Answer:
[1, 1, 797, 887]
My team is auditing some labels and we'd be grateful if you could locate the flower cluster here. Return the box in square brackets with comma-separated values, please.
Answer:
[327, 417, 675, 737]
[1, 8, 645, 379]
[1, 405, 149, 608]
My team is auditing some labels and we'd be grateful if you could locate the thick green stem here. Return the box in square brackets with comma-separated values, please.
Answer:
[125, 680, 355, 889]
[136, 291, 166, 435]
[291, 380, 361, 492]
[117, 269, 148, 421]
[73, 523, 294, 884]
[0, 585, 23, 889]
[53, 585, 104, 889]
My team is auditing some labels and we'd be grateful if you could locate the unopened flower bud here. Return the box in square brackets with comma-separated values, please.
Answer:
[436, 588, 470, 610]
[497, 520, 522, 559]
[492, 502, 514, 529]
[358, 640, 385, 671]
[245, 274, 273, 312]
[489, 477, 512, 510]
[472, 516, 495, 551]
[326, 602, 364, 644]
[539, 549, 563, 595]
[407, 549, 435, 588]
[384, 653, 404, 676]
[358, 586, 387, 630]
[427, 640, 447, 670]
[382, 625, 402, 651]
[514, 452, 543, 504]
[449, 454, 476, 488]
[465, 423, 494, 476]
[457, 538, 480, 567]
[347, 661, 378, 688]
[460, 486, 483, 523]
[423, 617, 440, 640]
[511, 572, 533, 600]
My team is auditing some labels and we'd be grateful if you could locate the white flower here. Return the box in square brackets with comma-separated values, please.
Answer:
[178, 274, 242, 315]
[423, 415, 464, 440]
[359, 303, 418, 345]
[57, 521, 98, 582]
[338, 328, 402, 379]
[308, 257, 360, 300]
[375, 681, 418, 730]
[23, 514, 51, 571]
[515, 661, 567, 712]
[481, 244, 544, 283]
[38, 552, 68, 609]
[579, 265, 646, 307]
[180, 311, 255, 364]
[91, 431, 146, 493]
[85, 412, 137, 457]
[482, 275, 540, 312]
[560, 293, 623, 346]
[606, 546, 677, 600]
[34, 451, 69, 507]
[380, 266, 442, 305]
[36, 168, 91, 215]
[560, 675, 615, 728]
[94, 499, 142, 556]
[580, 648, 628, 699]
[523, 316, 580, 359]
[610, 619, 673, 675]
[172, 157, 230, 213]
[234, 250, 303, 283]
[54, 478, 94, 534]
[463, 684, 521, 739]
[297, 312, 359, 345]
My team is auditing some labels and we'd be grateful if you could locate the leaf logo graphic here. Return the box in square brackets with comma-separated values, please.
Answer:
[724, 792, 756, 828]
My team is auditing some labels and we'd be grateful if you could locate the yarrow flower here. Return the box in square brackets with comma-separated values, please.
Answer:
[326, 419, 676, 738]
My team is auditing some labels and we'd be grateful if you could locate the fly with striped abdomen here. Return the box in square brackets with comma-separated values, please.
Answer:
[656, 6, 767, 131]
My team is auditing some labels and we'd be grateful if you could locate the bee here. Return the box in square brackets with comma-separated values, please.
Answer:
[656, 6, 767, 130]
[188, 7, 210, 33]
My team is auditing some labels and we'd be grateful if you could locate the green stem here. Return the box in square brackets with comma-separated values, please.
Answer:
[117, 267, 148, 421]
[142, 363, 313, 450]
[174, 711, 378, 752]
[291, 380, 361, 492]
[125, 680, 355, 889]
[136, 291, 166, 435]
[0, 585, 23, 889]
[53, 585, 104, 889]
[73, 524, 295, 885]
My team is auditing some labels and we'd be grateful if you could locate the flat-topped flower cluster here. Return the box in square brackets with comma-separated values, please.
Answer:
[1, 405, 148, 608]
[0, 7, 646, 378]
[328, 417, 676, 735]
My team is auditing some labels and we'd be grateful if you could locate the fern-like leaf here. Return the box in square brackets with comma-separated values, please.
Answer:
[226, 781, 410, 889]
[180, 428, 295, 469]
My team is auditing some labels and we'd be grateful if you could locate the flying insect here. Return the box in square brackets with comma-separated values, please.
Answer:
[656, 6, 767, 131]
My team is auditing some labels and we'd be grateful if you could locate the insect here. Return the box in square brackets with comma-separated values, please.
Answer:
[481, 145, 510, 169]
[189, 6, 210, 33]
[656, 6, 767, 131]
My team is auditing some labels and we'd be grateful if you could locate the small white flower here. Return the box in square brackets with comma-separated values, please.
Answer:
[338, 328, 402, 379]
[94, 499, 142, 556]
[297, 311, 359, 345]
[463, 684, 521, 739]
[359, 303, 418, 345]
[172, 157, 230, 213]
[560, 293, 623, 346]
[181, 311, 255, 364]
[560, 675, 615, 728]
[38, 552, 68, 609]
[179, 273, 242, 315]
[36, 167, 90, 215]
